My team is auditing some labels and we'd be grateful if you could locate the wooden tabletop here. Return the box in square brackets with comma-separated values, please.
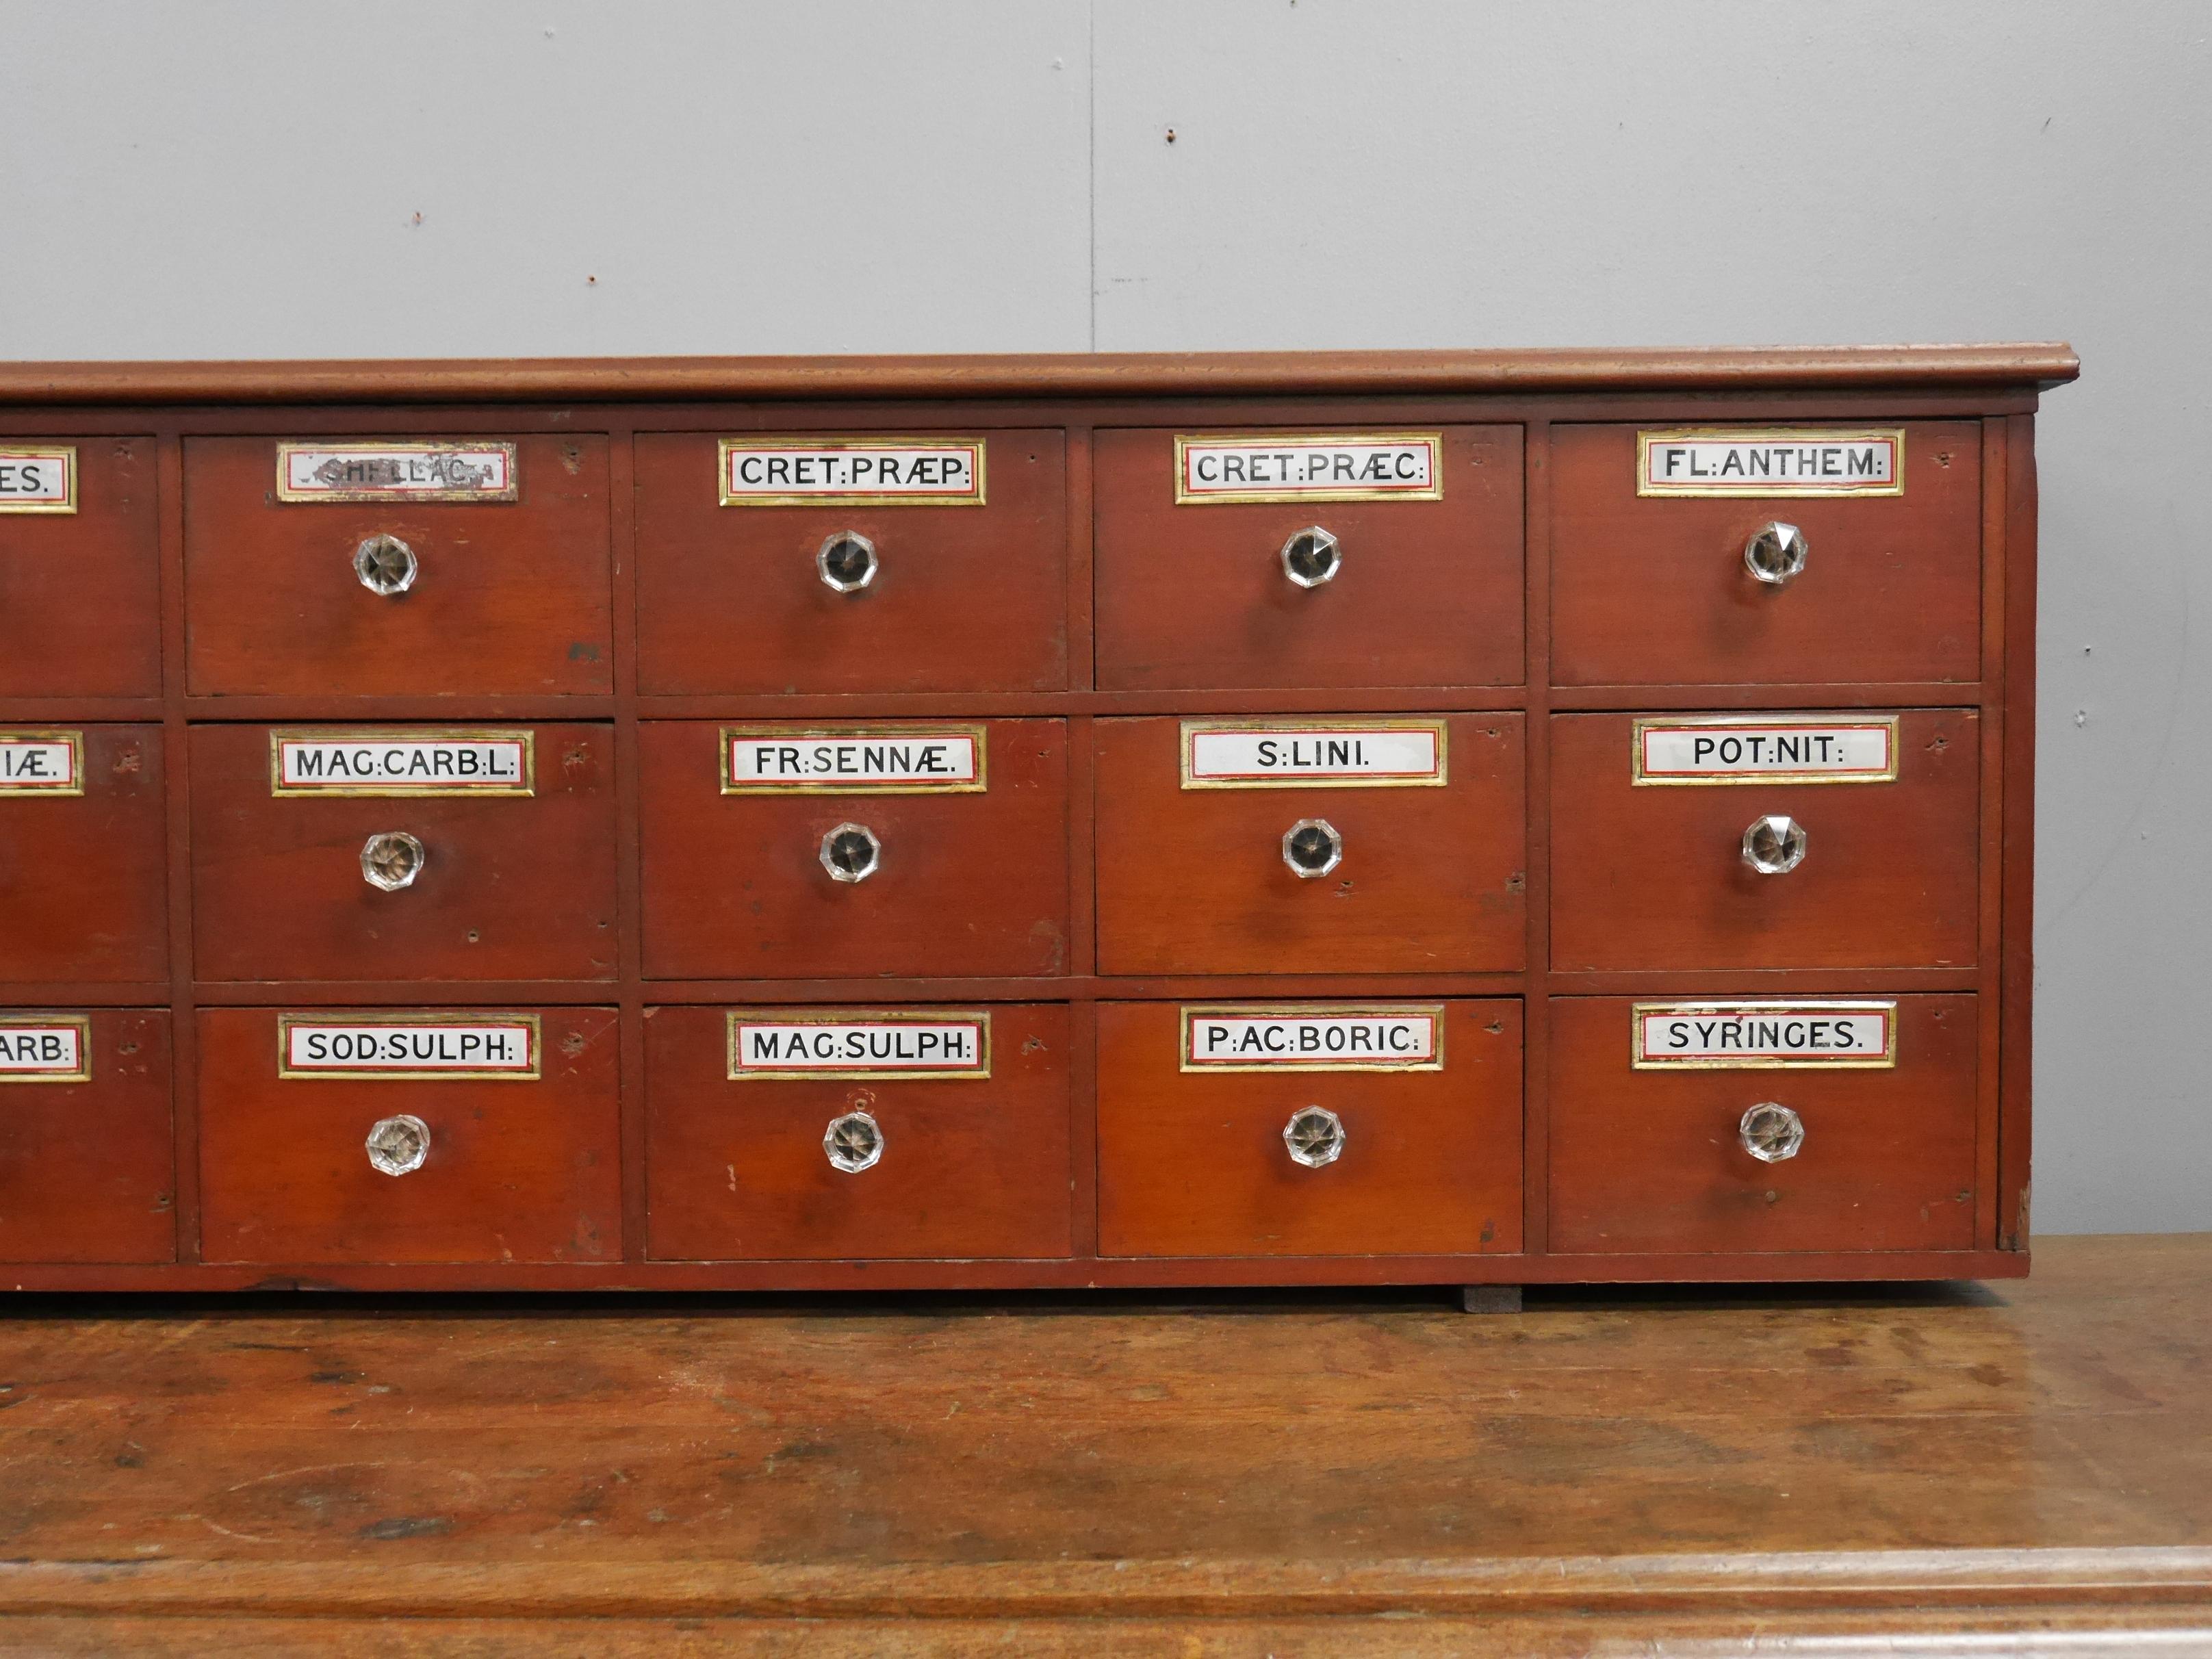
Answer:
[0, 1233, 2204, 1654]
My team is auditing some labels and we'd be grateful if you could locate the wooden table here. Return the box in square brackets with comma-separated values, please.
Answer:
[0, 1233, 2205, 1654]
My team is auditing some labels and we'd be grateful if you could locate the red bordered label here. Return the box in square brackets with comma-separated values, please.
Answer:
[0, 730, 83, 795]
[1181, 719, 1447, 789]
[1632, 1001, 1897, 1070]
[0, 1016, 91, 1083]
[1631, 716, 1899, 785]
[278, 1014, 542, 1080]
[0, 446, 76, 513]
[721, 725, 986, 795]
[1181, 1005, 1444, 1072]
[719, 438, 986, 506]
[725, 1009, 992, 1080]
[1636, 427, 1904, 497]
[1174, 433, 1442, 504]
[275, 443, 518, 502]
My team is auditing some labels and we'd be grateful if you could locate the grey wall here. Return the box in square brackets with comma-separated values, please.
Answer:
[3, 1, 2205, 1232]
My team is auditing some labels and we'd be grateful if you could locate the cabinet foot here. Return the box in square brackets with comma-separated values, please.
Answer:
[1460, 1284, 1523, 1314]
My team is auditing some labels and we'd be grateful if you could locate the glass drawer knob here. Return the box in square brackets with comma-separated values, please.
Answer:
[1282, 817, 1343, 879]
[1743, 521, 1810, 585]
[365, 1114, 431, 1176]
[825, 1108, 884, 1173]
[1281, 526, 1341, 588]
[360, 830, 427, 891]
[1739, 1102, 1805, 1163]
[1741, 814, 1808, 875]
[1283, 1105, 1346, 1168]
[818, 531, 879, 593]
[353, 533, 420, 595]
[820, 821, 882, 884]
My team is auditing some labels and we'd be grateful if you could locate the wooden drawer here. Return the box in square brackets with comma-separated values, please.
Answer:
[197, 1007, 620, 1265]
[640, 719, 1070, 979]
[634, 430, 1066, 693]
[1096, 1000, 1522, 1257]
[0, 725, 167, 983]
[0, 438, 161, 696]
[0, 1011, 173, 1264]
[1552, 422, 1981, 686]
[645, 1003, 1072, 1260]
[1548, 994, 1977, 1254]
[1550, 710, 1979, 971]
[183, 435, 613, 696]
[190, 724, 618, 983]
[1094, 715, 1525, 974]
[1094, 426, 1523, 690]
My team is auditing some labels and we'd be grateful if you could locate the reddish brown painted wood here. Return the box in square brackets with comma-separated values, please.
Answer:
[1549, 709, 1981, 971]
[1096, 999, 1521, 1257]
[188, 723, 619, 983]
[0, 723, 168, 983]
[2001, 413, 2039, 1249]
[644, 1002, 1072, 1261]
[1094, 714, 1526, 975]
[181, 435, 614, 697]
[1551, 421, 1984, 686]
[0, 1009, 172, 1264]
[638, 718, 1070, 980]
[0, 436, 161, 697]
[1548, 994, 1978, 1254]
[1093, 425, 1523, 690]
[195, 1007, 621, 1265]
[634, 428, 1068, 694]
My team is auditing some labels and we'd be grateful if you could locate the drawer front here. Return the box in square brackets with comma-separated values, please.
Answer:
[646, 1003, 1072, 1260]
[183, 435, 613, 695]
[0, 725, 168, 983]
[1094, 426, 1524, 690]
[1550, 710, 1979, 971]
[0, 438, 161, 696]
[1552, 422, 1981, 686]
[0, 1011, 174, 1264]
[640, 719, 1070, 979]
[198, 1007, 620, 1265]
[1097, 1000, 1522, 1257]
[190, 724, 619, 982]
[634, 430, 1067, 693]
[1548, 994, 1977, 1254]
[1095, 715, 1525, 974]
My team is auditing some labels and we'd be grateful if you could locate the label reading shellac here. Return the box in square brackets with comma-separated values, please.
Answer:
[1632, 717, 1898, 785]
[1181, 720, 1446, 789]
[0, 446, 76, 512]
[1636, 428, 1904, 497]
[725, 1010, 992, 1080]
[1632, 1001, 1896, 1069]
[1174, 433, 1442, 503]
[276, 443, 519, 502]
[1181, 1005, 1443, 1072]
[271, 731, 535, 797]
[279, 1014, 542, 1080]
[0, 731, 83, 795]
[0, 1017, 90, 1083]
[721, 726, 985, 794]
[719, 438, 986, 506]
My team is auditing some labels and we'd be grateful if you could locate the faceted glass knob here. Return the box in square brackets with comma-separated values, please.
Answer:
[353, 533, 420, 596]
[1739, 1102, 1805, 1163]
[365, 1114, 431, 1176]
[1740, 813, 1808, 876]
[360, 830, 427, 891]
[820, 821, 882, 884]
[1282, 817, 1343, 879]
[824, 1108, 884, 1173]
[1281, 526, 1342, 588]
[1283, 1105, 1346, 1168]
[1743, 521, 1810, 585]
[817, 531, 879, 593]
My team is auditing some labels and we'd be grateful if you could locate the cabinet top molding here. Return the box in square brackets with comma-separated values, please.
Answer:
[0, 344, 2079, 406]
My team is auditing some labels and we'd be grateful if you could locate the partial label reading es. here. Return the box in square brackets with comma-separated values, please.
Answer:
[279, 1014, 541, 1080]
[270, 731, 535, 797]
[719, 438, 986, 506]
[1637, 427, 1904, 497]
[1181, 1005, 1443, 1072]
[725, 1009, 992, 1080]
[1181, 720, 1446, 789]
[0, 731, 83, 795]
[0, 1017, 90, 1083]
[1632, 717, 1898, 785]
[0, 446, 76, 513]
[721, 725, 985, 794]
[276, 443, 519, 502]
[1174, 433, 1442, 504]
[1632, 1001, 1896, 1070]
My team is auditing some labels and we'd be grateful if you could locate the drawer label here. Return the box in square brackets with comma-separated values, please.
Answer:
[726, 1009, 992, 1080]
[0, 446, 76, 513]
[1632, 1001, 1896, 1069]
[1181, 719, 1447, 789]
[1174, 433, 1443, 504]
[0, 730, 83, 795]
[270, 730, 535, 797]
[275, 442, 519, 502]
[721, 725, 986, 794]
[278, 1014, 542, 1080]
[719, 437, 986, 506]
[1632, 716, 1899, 785]
[1637, 427, 1905, 497]
[0, 1017, 90, 1083]
[1181, 1005, 1444, 1072]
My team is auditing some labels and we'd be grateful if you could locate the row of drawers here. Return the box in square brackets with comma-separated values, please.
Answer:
[3, 999, 1978, 1266]
[7, 714, 1979, 980]
[2, 424, 1982, 695]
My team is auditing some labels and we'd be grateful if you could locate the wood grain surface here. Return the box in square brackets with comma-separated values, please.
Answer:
[0, 436, 162, 697]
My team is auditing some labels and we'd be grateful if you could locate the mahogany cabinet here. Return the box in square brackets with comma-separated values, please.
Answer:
[0, 345, 2070, 1293]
